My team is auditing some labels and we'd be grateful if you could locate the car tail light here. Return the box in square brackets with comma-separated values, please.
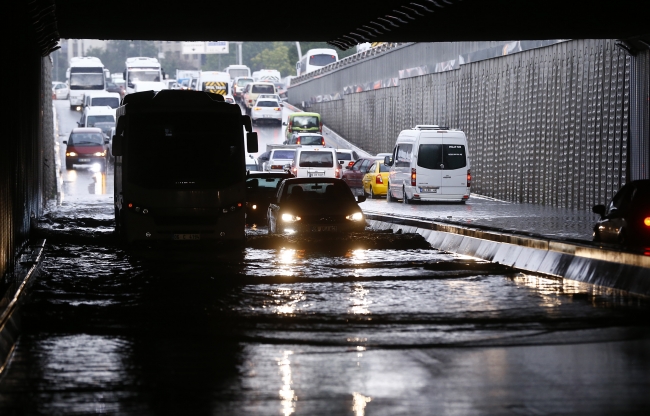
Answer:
[320, 122, 323, 132]
[347, 161, 354, 168]
[644, 217, 650, 227]
[296, 138, 301, 144]
[411, 168, 416, 186]
[274, 108, 281, 111]
[467, 169, 471, 187]
[376, 174, 383, 184]
[288, 125, 292, 132]
[335, 167, 341, 178]
[321, 138, 325, 146]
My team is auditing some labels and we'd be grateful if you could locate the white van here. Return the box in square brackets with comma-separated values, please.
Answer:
[83, 91, 121, 109]
[289, 147, 341, 179]
[78, 106, 116, 128]
[385, 125, 471, 203]
[197, 71, 231, 96]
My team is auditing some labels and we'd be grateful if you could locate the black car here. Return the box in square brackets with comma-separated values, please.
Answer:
[592, 179, 650, 246]
[245, 172, 294, 225]
[267, 178, 366, 234]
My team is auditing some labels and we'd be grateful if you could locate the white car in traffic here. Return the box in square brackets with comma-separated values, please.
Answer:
[52, 82, 69, 100]
[251, 98, 283, 125]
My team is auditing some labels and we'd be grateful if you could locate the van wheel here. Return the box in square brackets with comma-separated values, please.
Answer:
[402, 187, 410, 204]
[387, 187, 395, 202]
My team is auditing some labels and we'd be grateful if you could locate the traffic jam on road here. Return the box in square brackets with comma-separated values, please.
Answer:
[3, 49, 644, 414]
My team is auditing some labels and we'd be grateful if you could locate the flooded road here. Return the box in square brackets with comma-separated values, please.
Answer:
[1, 202, 649, 415]
[1, 100, 647, 415]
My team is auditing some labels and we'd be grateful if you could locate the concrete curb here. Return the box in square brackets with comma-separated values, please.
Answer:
[366, 214, 650, 297]
[0, 240, 45, 374]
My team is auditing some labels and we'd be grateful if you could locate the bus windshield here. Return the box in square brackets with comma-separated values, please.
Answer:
[229, 69, 249, 78]
[69, 74, 104, 90]
[128, 70, 161, 82]
[127, 112, 243, 189]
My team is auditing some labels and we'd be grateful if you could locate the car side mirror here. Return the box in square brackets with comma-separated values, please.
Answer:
[104, 140, 109, 145]
[345, 165, 351, 170]
[357, 195, 366, 203]
[62, 140, 67, 145]
[76, 122, 81, 127]
[247, 132, 259, 153]
[111, 135, 123, 157]
[592, 204, 606, 217]
[384, 156, 393, 166]
[283, 164, 291, 172]
[282, 121, 287, 126]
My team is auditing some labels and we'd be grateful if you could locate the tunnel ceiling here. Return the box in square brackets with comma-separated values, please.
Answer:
[39, 0, 650, 53]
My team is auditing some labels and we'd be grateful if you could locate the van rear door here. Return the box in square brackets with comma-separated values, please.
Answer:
[440, 134, 468, 195]
[413, 134, 443, 194]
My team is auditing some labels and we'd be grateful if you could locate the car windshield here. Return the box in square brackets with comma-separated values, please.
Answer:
[292, 116, 319, 128]
[87, 115, 115, 126]
[94, 122, 114, 136]
[271, 150, 295, 160]
[299, 151, 334, 167]
[68, 133, 104, 146]
[237, 78, 253, 86]
[92, 97, 120, 108]
[252, 85, 274, 94]
[336, 152, 352, 160]
[127, 112, 243, 189]
[129, 70, 160, 82]
[257, 101, 279, 107]
[282, 181, 354, 203]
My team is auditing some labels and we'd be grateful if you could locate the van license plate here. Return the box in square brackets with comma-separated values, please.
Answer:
[309, 172, 324, 177]
[312, 225, 337, 232]
[173, 234, 200, 240]
[420, 187, 438, 193]
[78, 158, 90, 162]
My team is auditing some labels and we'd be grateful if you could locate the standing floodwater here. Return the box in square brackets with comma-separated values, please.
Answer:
[1, 207, 649, 414]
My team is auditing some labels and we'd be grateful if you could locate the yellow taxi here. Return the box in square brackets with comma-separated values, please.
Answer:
[362, 159, 390, 198]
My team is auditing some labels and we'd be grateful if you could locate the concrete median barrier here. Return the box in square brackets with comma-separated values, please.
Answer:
[366, 214, 650, 297]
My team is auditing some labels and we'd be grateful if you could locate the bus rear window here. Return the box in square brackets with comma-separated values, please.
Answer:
[127, 112, 243, 189]
[309, 54, 336, 66]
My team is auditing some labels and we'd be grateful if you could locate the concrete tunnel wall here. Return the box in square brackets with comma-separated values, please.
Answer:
[1, 2, 56, 284]
[288, 39, 650, 211]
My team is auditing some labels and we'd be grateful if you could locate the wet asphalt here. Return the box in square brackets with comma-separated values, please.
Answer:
[0, 100, 648, 415]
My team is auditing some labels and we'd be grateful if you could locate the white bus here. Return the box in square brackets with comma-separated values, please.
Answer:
[112, 90, 259, 244]
[67, 57, 106, 110]
[224, 65, 251, 80]
[296, 49, 338, 76]
[124, 57, 166, 95]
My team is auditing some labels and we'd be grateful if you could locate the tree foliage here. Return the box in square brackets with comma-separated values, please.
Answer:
[85, 40, 158, 75]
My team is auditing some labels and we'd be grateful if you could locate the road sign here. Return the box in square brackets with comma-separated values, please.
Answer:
[205, 41, 229, 54]
[182, 41, 205, 54]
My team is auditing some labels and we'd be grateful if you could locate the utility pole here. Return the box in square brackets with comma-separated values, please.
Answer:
[295, 42, 302, 60]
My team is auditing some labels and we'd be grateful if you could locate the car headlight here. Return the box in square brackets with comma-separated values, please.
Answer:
[282, 213, 301, 222]
[66, 152, 77, 157]
[94, 151, 106, 157]
[346, 212, 364, 221]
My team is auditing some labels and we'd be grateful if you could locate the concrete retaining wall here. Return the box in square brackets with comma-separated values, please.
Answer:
[366, 214, 650, 297]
